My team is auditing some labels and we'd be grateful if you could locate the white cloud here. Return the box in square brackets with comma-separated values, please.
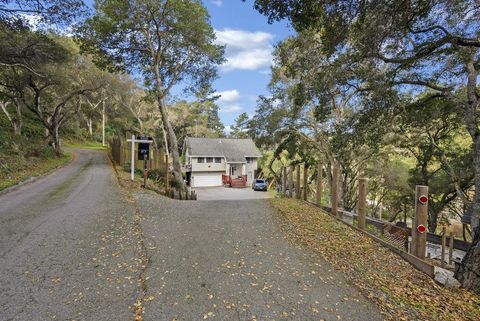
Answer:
[20, 14, 42, 30]
[220, 104, 242, 113]
[217, 89, 240, 103]
[215, 89, 242, 113]
[211, 0, 223, 7]
[215, 28, 274, 71]
[224, 125, 233, 134]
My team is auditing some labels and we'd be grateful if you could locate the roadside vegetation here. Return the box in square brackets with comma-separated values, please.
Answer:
[271, 198, 480, 321]
[0, 108, 72, 190]
[2, 0, 480, 303]
[0, 1, 225, 194]
[245, 1, 480, 293]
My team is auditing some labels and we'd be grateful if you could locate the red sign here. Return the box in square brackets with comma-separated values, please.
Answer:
[417, 224, 427, 233]
[418, 195, 428, 204]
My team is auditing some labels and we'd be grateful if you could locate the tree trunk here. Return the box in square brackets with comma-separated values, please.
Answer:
[428, 210, 439, 233]
[455, 225, 480, 294]
[268, 154, 281, 186]
[326, 162, 333, 206]
[455, 132, 480, 293]
[49, 124, 62, 156]
[454, 50, 480, 293]
[0, 101, 22, 136]
[14, 100, 22, 136]
[87, 118, 93, 137]
[151, 61, 185, 191]
[157, 96, 185, 190]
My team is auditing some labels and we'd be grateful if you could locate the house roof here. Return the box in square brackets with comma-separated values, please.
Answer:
[185, 137, 262, 162]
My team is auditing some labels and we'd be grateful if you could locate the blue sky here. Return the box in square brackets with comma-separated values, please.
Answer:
[84, 0, 292, 130]
[203, 1, 292, 130]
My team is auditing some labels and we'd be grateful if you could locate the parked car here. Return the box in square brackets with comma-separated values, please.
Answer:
[252, 179, 267, 191]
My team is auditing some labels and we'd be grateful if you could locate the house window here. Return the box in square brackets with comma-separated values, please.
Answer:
[197, 157, 205, 163]
[247, 157, 253, 164]
[206, 157, 213, 163]
[215, 157, 221, 163]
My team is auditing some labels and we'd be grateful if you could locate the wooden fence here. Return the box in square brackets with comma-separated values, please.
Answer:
[278, 162, 471, 277]
[109, 136, 164, 170]
[109, 136, 197, 200]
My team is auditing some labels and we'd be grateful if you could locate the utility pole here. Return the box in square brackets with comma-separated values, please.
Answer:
[102, 99, 106, 146]
[130, 134, 135, 180]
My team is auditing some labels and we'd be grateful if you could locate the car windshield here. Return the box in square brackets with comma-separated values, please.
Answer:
[255, 179, 265, 184]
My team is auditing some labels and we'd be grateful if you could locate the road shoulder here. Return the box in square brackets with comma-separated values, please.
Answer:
[271, 198, 480, 321]
[0, 151, 73, 195]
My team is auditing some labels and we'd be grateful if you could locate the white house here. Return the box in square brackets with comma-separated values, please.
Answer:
[183, 137, 262, 188]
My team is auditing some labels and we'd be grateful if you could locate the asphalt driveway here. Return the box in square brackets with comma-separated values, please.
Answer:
[0, 149, 383, 320]
[134, 193, 384, 321]
[195, 186, 274, 200]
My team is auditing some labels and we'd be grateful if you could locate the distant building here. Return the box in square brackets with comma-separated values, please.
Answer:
[183, 137, 262, 188]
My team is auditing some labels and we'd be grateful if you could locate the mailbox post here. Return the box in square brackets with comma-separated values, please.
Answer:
[127, 135, 153, 183]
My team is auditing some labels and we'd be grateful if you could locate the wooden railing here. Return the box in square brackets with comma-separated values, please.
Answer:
[222, 174, 247, 188]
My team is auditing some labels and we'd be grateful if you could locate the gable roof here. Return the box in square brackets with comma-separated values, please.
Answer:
[185, 137, 262, 162]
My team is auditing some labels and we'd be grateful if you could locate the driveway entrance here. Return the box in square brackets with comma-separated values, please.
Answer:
[194, 186, 273, 200]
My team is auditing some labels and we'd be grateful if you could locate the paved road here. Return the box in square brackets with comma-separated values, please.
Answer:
[135, 194, 384, 321]
[0, 149, 384, 321]
[0, 150, 139, 321]
[195, 187, 273, 201]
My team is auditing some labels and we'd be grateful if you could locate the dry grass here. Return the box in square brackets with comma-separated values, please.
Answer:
[271, 198, 480, 321]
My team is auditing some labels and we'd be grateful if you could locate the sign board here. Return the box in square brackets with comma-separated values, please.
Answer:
[127, 135, 154, 181]
[137, 136, 152, 160]
[417, 224, 427, 233]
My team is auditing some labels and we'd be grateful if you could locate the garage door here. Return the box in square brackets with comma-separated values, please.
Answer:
[192, 172, 223, 187]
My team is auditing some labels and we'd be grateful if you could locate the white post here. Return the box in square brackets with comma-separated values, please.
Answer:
[131, 134, 135, 181]
[102, 100, 106, 146]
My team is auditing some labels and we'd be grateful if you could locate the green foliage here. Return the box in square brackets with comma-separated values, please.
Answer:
[147, 168, 165, 182]
[78, 0, 224, 96]
[169, 93, 225, 149]
[230, 112, 250, 139]
[0, 0, 87, 25]
[0, 121, 71, 190]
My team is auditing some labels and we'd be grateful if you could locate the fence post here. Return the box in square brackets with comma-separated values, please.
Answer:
[358, 178, 367, 230]
[316, 163, 322, 206]
[152, 147, 158, 170]
[449, 232, 454, 265]
[288, 165, 294, 197]
[165, 154, 169, 195]
[296, 164, 301, 199]
[303, 163, 308, 201]
[119, 139, 124, 165]
[412, 185, 428, 259]
[441, 227, 446, 268]
[332, 164, 339, 217]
